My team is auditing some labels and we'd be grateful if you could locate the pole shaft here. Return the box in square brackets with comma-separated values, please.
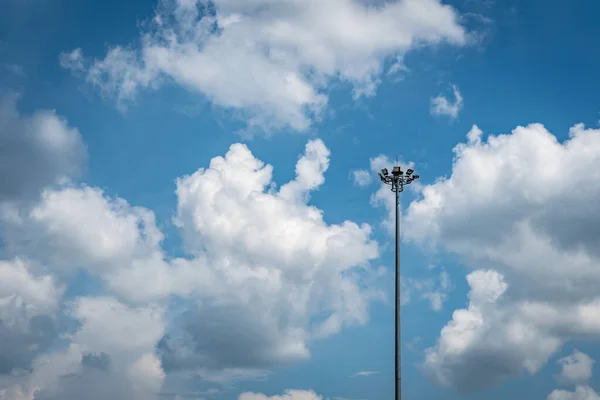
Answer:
[395, 185, 401, 400]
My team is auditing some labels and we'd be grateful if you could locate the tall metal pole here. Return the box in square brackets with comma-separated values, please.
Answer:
[378, 165, 419, 400]
[395, 185, 401, 400]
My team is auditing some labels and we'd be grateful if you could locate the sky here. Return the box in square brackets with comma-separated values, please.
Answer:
[1, 0, 600, 399]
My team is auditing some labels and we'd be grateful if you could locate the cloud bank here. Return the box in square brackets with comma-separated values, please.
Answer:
[0, 98, 382, 399]
[404, 123, 600, 391]
[61, 0, 468, 132]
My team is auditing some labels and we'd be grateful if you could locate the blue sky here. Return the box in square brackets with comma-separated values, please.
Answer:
[1, 0, 600, 399]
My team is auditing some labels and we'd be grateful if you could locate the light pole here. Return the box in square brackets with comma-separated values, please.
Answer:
[378, 166, 419, 400]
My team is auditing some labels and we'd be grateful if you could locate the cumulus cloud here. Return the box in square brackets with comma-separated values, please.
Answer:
[60, 0, 468, 132]
[239, 389, 322, 400]
[405, 122, 600, 391]
[430, 84, 463, 120]
[159, 139, 380, 372]
[557, 351, 595, 384]
[0, 296, 167, 400]
[0, 257, 62, 377]
[3, 186, 164, 276]
[547, 385, 600, 400]
[0, 295, 165, 400]
[0, 96, 86, 202]
[0, 270, 166, 399]
[422, 269, 562, 391]
[546, 351, 600, 400]
[0, 118, 382, 399]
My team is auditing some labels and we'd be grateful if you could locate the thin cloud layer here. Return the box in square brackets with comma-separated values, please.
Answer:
[60, 0, 468, 132]
[405, 123, 600, 391]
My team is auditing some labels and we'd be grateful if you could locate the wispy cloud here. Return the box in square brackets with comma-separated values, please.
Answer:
[349, 371, 380, 378]
[405, 337, 423, 354]
[430, 84, 463, 120]
[2, 63, 26, 77]
[401, 270, 454, 311]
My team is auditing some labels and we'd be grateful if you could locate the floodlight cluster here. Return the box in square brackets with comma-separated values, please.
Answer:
[378, 166, 419, 192]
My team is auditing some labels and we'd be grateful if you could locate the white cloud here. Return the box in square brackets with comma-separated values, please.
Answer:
[0, 259, 63, 376]
[557, 351, 595, 384]
[546, 351, 599, 400]
[239, 389, 322, 400]
[547, 386, 600, 400]
[194, 367, 270, 384]
[422, 290, 446, 312]
[405, 336, 423, 354]
[430, 84, 463, 120]
[278, 139, 330, 204]
[422, 269, 562, 391]
[0, 100, 165, 399]
[0, 96, 86, 202]
[350, 169, 372, 187]
[0, 185, 177, 304]
[0, 132, 383, 398]
[26, 187, 162, 273]
[68, 297, 165, 355]
[2, 63, 26, 78]
[128, 353, 166, 393]
[160, 139, 381, 372]
[0, 259, 61, 318]
[402, 270, 452, 311]
[61, 0, 468, 132]
[405, 122, 600, 391]
[349, 371, 380, 377]
[0, 385, 32, 400]
[58, 48, 84, 72]
[4, 295, 167, 400]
